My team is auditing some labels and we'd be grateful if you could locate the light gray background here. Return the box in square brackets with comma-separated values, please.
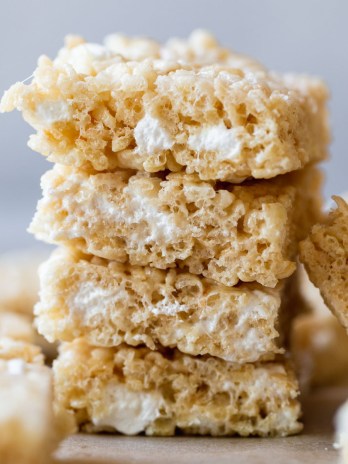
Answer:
[0, 0, 347, 252]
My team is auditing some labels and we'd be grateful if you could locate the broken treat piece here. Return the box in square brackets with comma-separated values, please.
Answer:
[54, 339, 302, 437]
[0, 31, 328, 182]
[29, 166, 322, 288]
[300, 196, 348, 327]
[35, 248, 295, 363]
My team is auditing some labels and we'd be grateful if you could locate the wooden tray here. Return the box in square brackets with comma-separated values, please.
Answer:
[53, 387, 347, 464]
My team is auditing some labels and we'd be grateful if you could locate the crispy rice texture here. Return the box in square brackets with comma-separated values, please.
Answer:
[300, 196, 348, 328]
[0, 31, 328, 182]
[53, 339, 302, 437]
[29, 166, 322, 288]
[34, 248, 295, 363]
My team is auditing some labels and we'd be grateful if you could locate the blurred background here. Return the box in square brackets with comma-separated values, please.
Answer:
[0, 0, 347, 252]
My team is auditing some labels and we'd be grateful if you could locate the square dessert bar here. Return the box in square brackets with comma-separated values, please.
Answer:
[0, 31, 328, 182]
[53, 339, 302, 437]
[29, 166, 322, 288]
[0, 335, 66, 464]
[0, 359, 60, 464]
[300, 196, 348, 327]
[35, 248, 294, 363]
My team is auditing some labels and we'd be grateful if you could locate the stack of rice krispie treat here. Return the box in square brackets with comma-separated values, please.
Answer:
[0, 31, 329, 437]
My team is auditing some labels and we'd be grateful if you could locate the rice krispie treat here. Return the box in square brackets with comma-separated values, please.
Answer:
[0, 31, 328, 182]
[35, 248, 294, 363]
[29, 166, 322, 288]
[54, 339, 302, 437]
[0, 360, 55, 464]
[300, 196, 348, 327]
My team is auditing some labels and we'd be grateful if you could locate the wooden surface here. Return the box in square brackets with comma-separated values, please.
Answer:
[53, 387, 347, 464]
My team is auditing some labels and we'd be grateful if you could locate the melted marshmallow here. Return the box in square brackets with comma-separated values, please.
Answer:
[134, 114, 174, 155]
[36, 100, 72, 124]
[93, 381, 163, 434]
[188, 123, 242, 160]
